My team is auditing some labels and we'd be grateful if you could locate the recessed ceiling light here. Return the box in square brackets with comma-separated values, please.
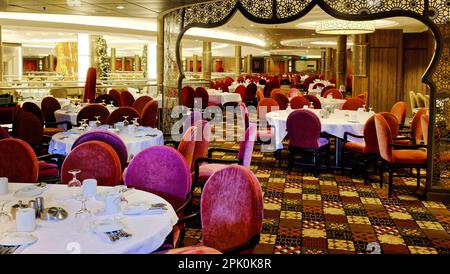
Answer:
[116, 6, 124, 9]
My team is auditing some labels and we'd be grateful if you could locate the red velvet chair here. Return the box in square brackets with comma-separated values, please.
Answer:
[244, 83, 257, 105]
[41, 96, 61, 123]
[106, 106, 140, 125]
[323, 88, 343, 99]
[390, 101, 407, 128]
[132, 96, 153, 115]
[0, 105, 20, 125]
[181, 86, 195, 108]
[13, 111, 44, 148]
[399, 107, 427, 145]
[194, 123, 257, 187]
[0, 127, 10, 140]
[0, 138, 59, 183]
[342, 97, 365, 111]
[22, 102, 68, 136]
[290, 95, 310, 109]
[84, 67, 97, 103]
[141, 100, 159, 128]
[94, 94, 119, 107]
[263, 81, 273, 98]
[194, 165, 263, 253]
[272, 93, 289, 110]
[194, 87, 212, 109]
[234, 85, 246, 101]
[108, 89, 121, 106]
[320, 85, 334, 97]
[312, 82, 325, 90]
[61, 140, 122, 186]
[286, 109, 330, 177]
[72, 129, 128, 170]
[304, 94, 322, 109]
[76, 104, 110, 125]
[342, 116, 379, 184]
[374, 114, 427, 196]
[120, 90, 135, 107]
[303, 77, 314, 91]
[288, 88, 301, 98]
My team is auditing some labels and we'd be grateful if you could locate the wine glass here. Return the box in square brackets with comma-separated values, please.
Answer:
[101, 99, 106, 106]
[123, 116, 129, 127]
[133, 117, 139, 127]
[86, 99, 91, 105]
[362, 105, 367, 112]
[94, 116, 101, 127]
[309, 102, 314, 109]
[68, 169, 82, 198]
[82, 119, 89, 130]
[109, 101, 115, 108]
[0, 200, 12, 224]
[74, 194, 93, 233]
[78, 121, 85, 131]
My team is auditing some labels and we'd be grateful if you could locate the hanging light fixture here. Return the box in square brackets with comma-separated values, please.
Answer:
[315, 20, 375, 35]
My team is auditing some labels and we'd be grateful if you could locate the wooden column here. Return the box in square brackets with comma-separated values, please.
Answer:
[193, 54, 198, 73]
[325, 48, 333, 80]
[134, 55, 140, 71]
[202, 41, 212, 80]
[110, 48, 116, 73]
[156, 17, 164, 95]
[235, 45, 241, 76]
[320, 51, 326, 74]
[247, 54, 253, 74]
[336, 35, 347, 88]
[0, 25, 3, 81]
[49, 54, 55, 72]
[352, 34, 369, 96]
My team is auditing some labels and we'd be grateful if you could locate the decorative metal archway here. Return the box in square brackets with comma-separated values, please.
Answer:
[162, 0, 450, 199]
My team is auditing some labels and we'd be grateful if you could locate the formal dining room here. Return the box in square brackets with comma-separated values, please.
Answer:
[0, 0, 449, 257]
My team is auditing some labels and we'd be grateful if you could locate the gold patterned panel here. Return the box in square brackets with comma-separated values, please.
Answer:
[55, 42, 77, 80]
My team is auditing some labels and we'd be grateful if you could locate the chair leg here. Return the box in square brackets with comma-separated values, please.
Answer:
[388, 168, 393, 197]
[327, 145, 331, 171]
[314, 151, 320, 178]
[379, 163, 384, 189]
[416, 168, 421, 190]
[288, 152, 293, 174]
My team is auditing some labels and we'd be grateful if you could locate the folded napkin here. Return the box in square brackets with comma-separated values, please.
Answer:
[0, 245, 21, 254]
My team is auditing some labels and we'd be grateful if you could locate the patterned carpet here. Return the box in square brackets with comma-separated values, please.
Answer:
[181, 117, 450, 254]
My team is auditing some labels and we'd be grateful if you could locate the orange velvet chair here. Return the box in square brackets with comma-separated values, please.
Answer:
[132, 96, 153, 115]
[374, 114, 427, 196]
[357, 92, 368, 105]
[120, 90, 135, 107]
[76, 104, 110, 125]
[141, 100, 159, 128]
[270, 88, 284, 98]
[304, 94, 322, 109]
[177, 126, 198, 172]
[421, 114, 429, 145]
[390, 101, 407, 128]
[256, 89, 264, 103]
[272, 93, 289, 110]
[108, 89, 121, 106]
[398, 107, 427, 145]
[84, 67, 97, 103]
[191, 120, 212, 172]
[290, 95, 310, 109]
[61, 140, 122, 186]
[322, 88, 343, 99]
[342, 97, 365, 111]
[106, 106, 140, 125]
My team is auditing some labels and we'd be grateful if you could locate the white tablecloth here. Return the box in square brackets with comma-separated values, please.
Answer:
[0, 183, 178, 254]
[266, 109, 372, 150]
[207, 89, 242, 105]
[320, 98, 347, 111]
[54, 105, 117, 126]
[48, 126, 164, 161]
[16, 89, 50, 100]
[19, 98, 71, 109]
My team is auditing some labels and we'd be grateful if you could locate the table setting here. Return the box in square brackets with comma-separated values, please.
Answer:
[0, 176, 178, 254]
[48, 119, 164, 161]
[54, 101, 118, 127]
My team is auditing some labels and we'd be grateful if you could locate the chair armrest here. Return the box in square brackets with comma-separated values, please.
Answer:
[175, 194, 192, 214]
[343, 131, 364, 142]
[176, 211, 200, 224]
[207, 147, 239, 158]
[390, 143, 428, 150]
[394, 136, 415, 142]
[38, 154, 66, 168]
[44, 121, 72, 130]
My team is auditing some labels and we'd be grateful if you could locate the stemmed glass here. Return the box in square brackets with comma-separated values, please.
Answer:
[78, 121, 85, 131]
[68, 169, 82, 198]
[362, 105, 367, 112]
[309, 102, 314, 109]
[81, 119, 89, 130]
[101, 99, 106, 106]
[94, 116, 101, 127]
[74, 190, 93, 233]
[133, 117, 139, 127]
[123, 116, 129, 127]
[0, 200, 12, 224]
[86, 99, 91, 105]
[109, 101, 115, 108]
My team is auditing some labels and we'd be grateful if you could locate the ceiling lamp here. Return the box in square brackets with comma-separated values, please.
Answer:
[315, 20, 375, 35]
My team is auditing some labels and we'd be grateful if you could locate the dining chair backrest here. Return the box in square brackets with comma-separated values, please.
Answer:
[257, 98, 279, 120]
[312, 82, 325, 90]
[234, 85, 246, 101]
[22, 102, 44, 123]
[192, 120, 212, 171]
[237, 123, 257, 167]
[362, 115, 379, 154]
[120, 90, 135, 107]
[61, 140, 122, 186]
[201, 165, 263, 253]
[76, 104, 110, 125]
[41, 96, 61, 123]
[239, 102, 249, 130]
[0, 138, 39, 183]
[320, 85, 334, 97]
[342, 97, 365, 111]
[421, 114, 429, 145]
[13, 111, 43, 146]
[132, 96, 153, 115]
[256, 89, 264, 103]
[140, 100, 159, 128]
[106, 106, 140, 125]
[181, 86, 195, 108]
[94, 94, 119, 107]
[124, 146, 191, 210]
[379, 112, 400, 138]
[286, 109, 322, 149]
[178, 126, 198, 171]
[194, 87, 209, 109]
[84, 67, 97, 103]
[390, 101, 407, 126]
[322, 88, 343, 99]
[290, 95, 310, 109]
[244, 83, 257, 101]
[356, 92, 368, 105]
[272, 93, 289, 110]
[72, 129, 128, 170]
[410, 108, 428, 144]
[108, 89, 121, 105]
[303, 94, 322, 109]
[374, 114, 394, 162]
[270, 88, 284, 98]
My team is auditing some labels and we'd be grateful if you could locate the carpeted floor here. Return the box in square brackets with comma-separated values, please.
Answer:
[181, 117, 450, 254]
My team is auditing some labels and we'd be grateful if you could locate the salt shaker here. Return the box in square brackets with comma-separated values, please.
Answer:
[36, 197, 44, 216]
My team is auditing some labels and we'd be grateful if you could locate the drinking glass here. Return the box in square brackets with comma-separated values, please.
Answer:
[82, 119, 89, 130]
[68, 169, 82, 198]
[309, 102, 314, 109]
[133, 117, 140, 127]
[123, 116, 129, 127]
[109, 101, 115, 108]
[101, 99, 106, 105]
[78, 121, 85, 131]
[74, 195, 93, 233]
[94, 116, 101, 127]
[0, 200, 11, 224]
[362, 105, 367, 112]
[86, 99, 91, 105]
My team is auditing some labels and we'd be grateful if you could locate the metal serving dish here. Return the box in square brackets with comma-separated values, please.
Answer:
[39, 207, 68, 221]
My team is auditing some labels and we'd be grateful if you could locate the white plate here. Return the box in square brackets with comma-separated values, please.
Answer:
[14, 185, 47, 198]
[0, 232, 38, 246]
[122, 202, 149, 215]
[93, 219, 123, 233]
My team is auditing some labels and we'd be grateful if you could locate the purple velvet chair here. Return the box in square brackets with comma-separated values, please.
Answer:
[286, 109, 330, 177]
[72, 129, 128, 170]
[193, 123, 257, 188]
[124, 146, 191, 212]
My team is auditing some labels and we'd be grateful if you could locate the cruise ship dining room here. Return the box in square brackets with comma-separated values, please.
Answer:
[0, 0, 449, 258]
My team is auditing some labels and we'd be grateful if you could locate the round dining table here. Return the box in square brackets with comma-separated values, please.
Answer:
[266, 108, 374, 166]
[19, 97, 71, 109]
[48, 126, 164, 161]
[207, 89, 242, 106]
[0, 183, 178, 254]
[54, 105, 118, 127]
